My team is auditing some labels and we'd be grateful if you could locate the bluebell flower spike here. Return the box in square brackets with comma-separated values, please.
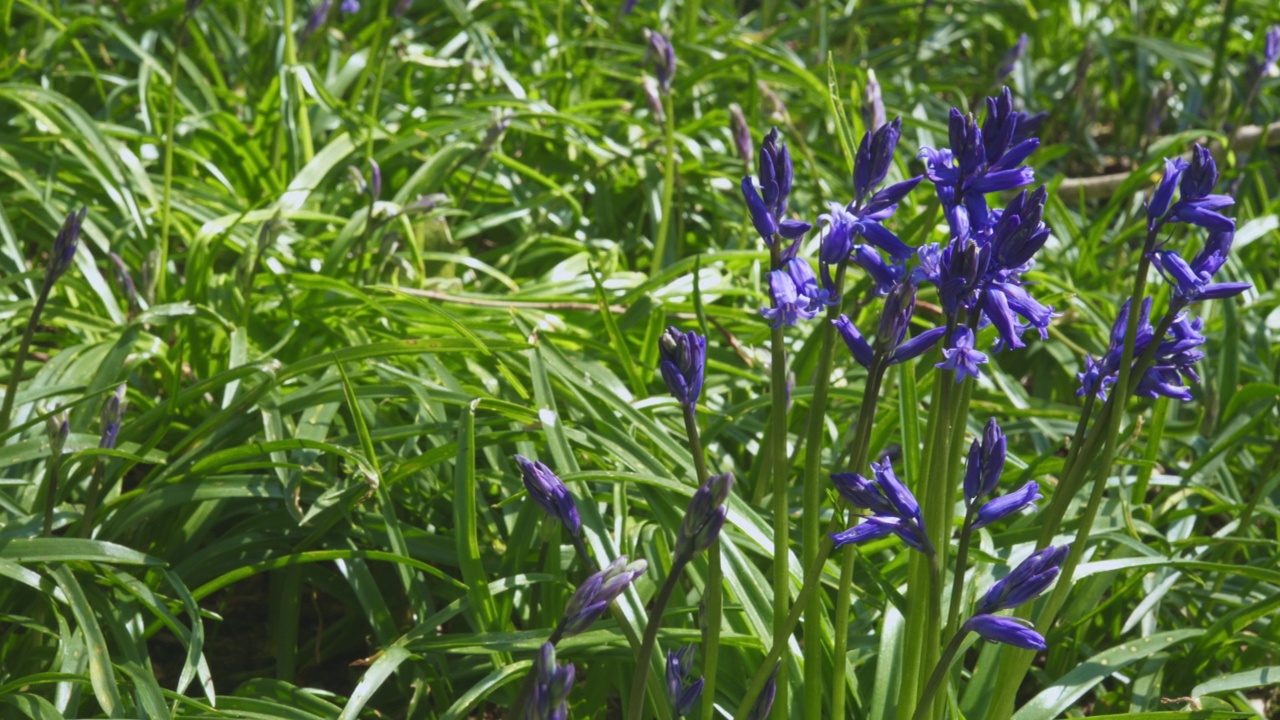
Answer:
[99, 384, 127, 451]
[515, 455, 583, 537]
[559, 556, 648, 637]
[963, 418, 1006, 506]
[529, 642, 576, 720]
[48, 206, 87, 285]
[666, 644, 703, 717]
[645, 29, 676, 93]
[975, 545, 1068, 614]
[830, 458, 931, 555]
[936, 325, 988, 382]
[675, 473, 733, 559]
[740, 127, 810, 245]
[658, 327, 707, 408]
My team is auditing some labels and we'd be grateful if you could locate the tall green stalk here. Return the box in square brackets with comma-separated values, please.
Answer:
[627, 556, 691, 720]
[766, 241, 790, 720]
[686, 405, 724, 720]
[652, 93, 677, 274]
[0, 281, 53, 436]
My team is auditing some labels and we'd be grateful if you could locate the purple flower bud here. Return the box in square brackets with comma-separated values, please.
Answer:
[863, 71, 886, 132]
[830, 472, 897, 516]
[818, 203, 857, 265]
[760, 270, 820, 328]
[965, 614, 1046, 650]
[108, 253, 140, 318]
[339, 0, 359, 12]
[675, 473, 733, 558]
[729, 103, 753, 168]
[49, 414, 70, 455]
[99, 384, 127, 451]
[658, 327, 706, 407]
[560, 556, 648, 637]
[1263, 24, 1280, 75]
[935, 325, 988, 382]
[741, 127, 804, 245]
[996, 33, 1028, 80]
[834, 315, 874, 369]
[963, 418, 1006, 505]
[876, 282, 916, 348]
[1147, 157, 1187, 228]
[515, 455, 582, 537]
[303, 0, 332, 39]
[48, 206, 87, 286]
[666, 644, 702, 717]
[368, 159, 381, 200]
[645, 29, 676, 93]
[976, 544, 1068, 614]
[529, 642, 576, 720]
[1179, 144, 1219, 201]
[744, 663, 779, 720]
[886, 327, 946, 365]
[972, 480, 1042, 529]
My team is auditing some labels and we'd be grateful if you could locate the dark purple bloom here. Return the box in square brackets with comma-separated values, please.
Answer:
[972, 481, 1042, 529]
[854, 117, 903, 205]
[99, 384, 127, 451]
[1077, 298, 1211, 403]
[965, 614, 1046, 650]
[645, 29, 676, 93]
[936, 325, 988, 382]
[559, 556, 648, 637]
[996, 33, 1028, 80]
[741, 128, 810, 245]
[368, 159, 381, 200]
[666, 645, 703, 717]
[863, 72, 886, 132]
[976, 545, 1068, 614]
[963, 418, 1006, 506]
[339, 0, 359, 12]
[516, 455, 582, 537]
[1147, 157, 1187, 228]
[675, 473, 733, 559]
[48, 206, 87, 286]
[834, 314, 874, 369]
[989, 187, 1050, 270]
[729, 103, 753, 168]
[744, 663, 779, 720]
[1151, 145, 1234, 233]
[1150, 229, 1251, 305]
[852, 244, 908, 296]
[785, 257, 837, 309]
[760, 269, 819, 327]
[830, 458, 931, 555]
[529, 642, 575, 720]
[887, 327, 946, 365]
[658, 327, 706, 407]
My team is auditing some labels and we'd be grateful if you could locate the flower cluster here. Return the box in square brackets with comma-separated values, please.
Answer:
[962, 419, 1041, 528]
[830, 458, 931, 555]
[741, 128, 810, 245]
[557, 555, 648, 638]
[964, 545, 1068, 650]
[674, 473, 733, 560]
[665, 644, 703, 717]
[528, 643, 575, 720]
[48, 207, 87, 288]
[658, 327, 706, 408]
[1077, 298, 1209, 403]
[645, 29, 676, 94]
[516, 455, 582, 537]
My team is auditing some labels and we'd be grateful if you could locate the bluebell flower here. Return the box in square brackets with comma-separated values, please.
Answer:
[1149, 145, 1234, 233]
[1264, 25, 1280, 76]
[863, 71, 886, 132]
[854, 117, 903, 206]
[529, 642, 575, 720]
[741, 128, 811, 244]
[989, 187, 1051, 271]
[99, 384, 127, 451]
[559, 556, 648, 637]
[963, 418, 1006, 506]
[339, 0, 359, 12]
[971, 481, 1042, 529]
[834, 314, 874, 369]
[875, 282, 947, 364]
[729, 103, 753, 167]
[658, 327, 706, 408]
[996, 33, 1028, 80]
[975, 545, 1068, 614]
[1077, 298, 1211, 403]
[744, 663, 779, 720]
[935, 325, 987, 382]
[675, 473, 733, 559]
[964, 614, 1046, 650]
[760, 269, 819, 328]
[515, 455, 582, 537]
[48, 207, 87, 286]
[666, 645, 703, 717]
[645, 29, 676, 93]
[1150, 228, 1251, 305]
[830, 458, 932, 555]
[785, 257, 837, 309]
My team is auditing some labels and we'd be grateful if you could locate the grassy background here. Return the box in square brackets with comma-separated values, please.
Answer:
[1, 0, 1279, 717]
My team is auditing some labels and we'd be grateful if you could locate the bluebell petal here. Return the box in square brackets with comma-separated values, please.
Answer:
[966, 614, 1046, 650]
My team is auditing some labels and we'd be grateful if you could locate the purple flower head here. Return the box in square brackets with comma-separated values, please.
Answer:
[48, 206, 87, 286]
[1078, 298, 1212, 403]
[658, 327, 707, 407]
[873, 282, 946, 365]
[339, 0, 359, 12]
[936, 325, 988, 382]
[1150, 229, 1251, 305]
[976, 545, 1068, 614]
[965, 614, 1046, 650]
[760, 269, 820, 328]
[729, 103, 753, 168]
[830, 458, 931, 555]
[989, 186, 1050, 270]
[99, 384, 127, 451]
[645, 29, 676, 93]
[529, 642, 576, 720]
[675, 473, 733, 559]
[666, 645, 703, 717]
[1151, 145, 1234, 233]
[996, 33, 1028, 80]
[963, 418, 1007, 505]
[515, 455, 582, 537]
[785, 257, 837, 309]
[834, 314, 874, 369]
[1147, 157, 1188, 228]
[854, 117, 903, 205]
[741, 128, 810, 245]
[819, 202, 858, 265]
[863, 71, 886, 132]
[1264, 25, 1280, 76]
[745, 663, 780, 720]
[972, 480, 1042, 529]
[559, 556, 648, 637]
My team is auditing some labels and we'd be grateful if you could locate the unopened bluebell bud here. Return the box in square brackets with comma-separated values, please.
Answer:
[965, 614, 1045, 650]
[971, 481, 1042, 530]
[975, 545, 1067, 614]
[49, 414, 70, 456]
[862, 71, 885, 132]
[558, 556, 648, 637]
[515, 455, 582, 537]
[963, 418, 1007, 505]
[528, 642, 575, 720]
[108, 253, 140, 318]
[729, 103, 753, 168]
[666, 644, 703, 717]
[99, 384, 127, 451]
[675, 473, 732, 559]
[658, 327, 706, 408]
[744, 662, 779, 720]
[48, 207, 87, 286]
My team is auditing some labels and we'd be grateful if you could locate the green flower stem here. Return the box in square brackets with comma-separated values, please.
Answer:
[943, 505, 977, 639]
[78, 460, 107, 538]
[732, 355, 892, 720]
[282, 0, 315, 166]
[0, 279, 53, 436]
[912, 624, 967, 720]
[41, 444, 65, 537]
[627, 555, 692, 720]
[765, 239, 790, 720]
[801, 262, 848, 720]
[830, 352, 889, 720]
[651, 92, 677, 275]
[683, 404, 724, 720]
[1131, 396, 1169, 508]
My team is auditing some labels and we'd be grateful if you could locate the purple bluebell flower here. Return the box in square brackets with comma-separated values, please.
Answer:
[830, 458, 931, 555]
[368, 159, 381, 200]
[872, 282, 946, 364]
[989, 187, 1050, 270]
[645, 29, 676, 94]
[99, 384, 127, 451]
[863, 71, 886, 132]
[760, 269, 819, 328]
[965, 614, 1046, 650]
[1264, 25, 1280, 76]
[666, 645, 703, 717]
[529, 642, 575, 720]
[996, 33, 1028, 80]
[515, 455, 582, 537]
[559, 556, 648, 637]
[834, 314, 874, 369]
[658, 327, 706, 408]
[302, 0, 331, 38]
[1077, 298, 1211, 403]
[936, 325, 988, 382]
[785, 257, 837, 309]
[675, 473, 733, 559]
[1150, 229, 1251, 305]
[972, 481, 1042, 529]
[729, 103, 753, 168]
[1147, 157, 1187, 229]
[975, 545, 1068, 614]
[963, 418, 1006, 506]
[744, 663, 779, 720]
[741, 128, 810, 244]
[339, 0, 359, 12]
[854, 117, 903, 206]
[48, 206, 87, 286]
[1151, 145, 1234, 233]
